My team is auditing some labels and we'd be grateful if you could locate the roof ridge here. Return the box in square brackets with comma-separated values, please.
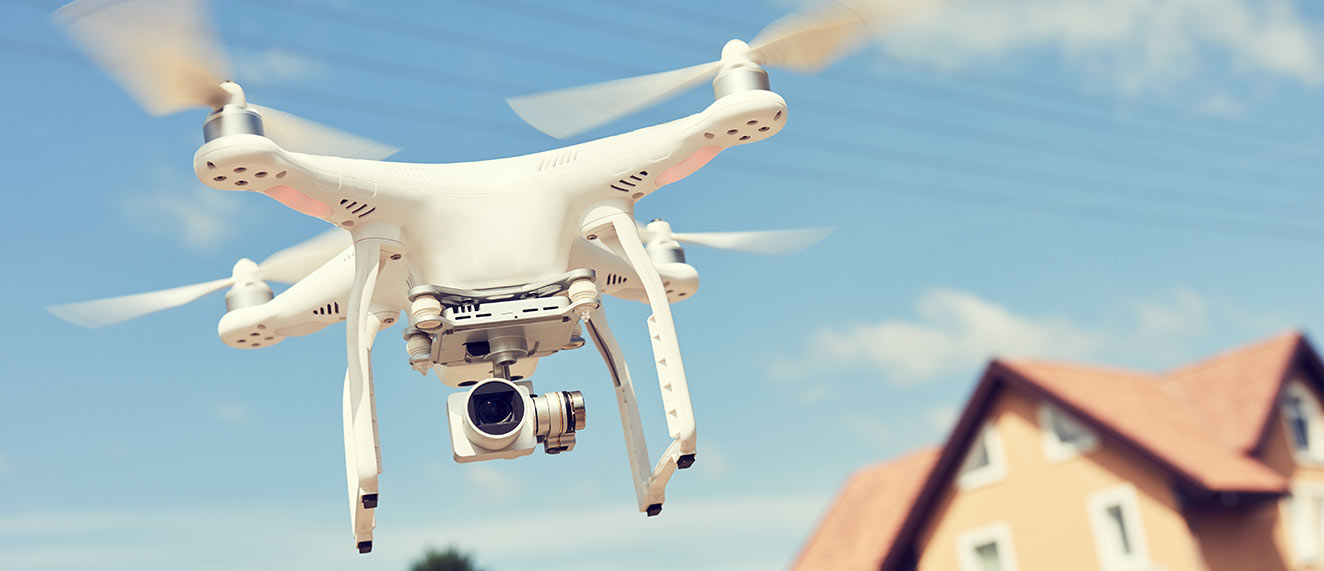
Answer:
[1167, 329, 1303, 378]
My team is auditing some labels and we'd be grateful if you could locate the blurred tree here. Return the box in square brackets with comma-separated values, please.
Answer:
[409, 546, 483, 571]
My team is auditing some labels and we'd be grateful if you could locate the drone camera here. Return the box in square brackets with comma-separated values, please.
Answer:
[447, 378, 586, 461]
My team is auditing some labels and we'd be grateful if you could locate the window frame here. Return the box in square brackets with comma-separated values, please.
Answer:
[1086, 483, 1151, 571]
[955, 521, 1019, 571]
[957, 422, 1007, 491]
[1038, 402, 1099, 463]
[1282, 380, 1324, 465]
[1283, 482, 1324, 565]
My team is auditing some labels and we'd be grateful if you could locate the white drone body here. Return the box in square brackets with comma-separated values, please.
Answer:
[52, 0, 880, 554]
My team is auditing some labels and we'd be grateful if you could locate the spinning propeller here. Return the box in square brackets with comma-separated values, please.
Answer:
[47, 229, 351, 328]
[55, 0, 398, 160]
[507, 0, 898, 139]
[639, 220, 833, 256]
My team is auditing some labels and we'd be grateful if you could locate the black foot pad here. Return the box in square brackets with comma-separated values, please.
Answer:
[362, 494, 378, 509]
[677, 454, 696, 469]
[357, 541, 373, 554]
[646, 503, 663, 517]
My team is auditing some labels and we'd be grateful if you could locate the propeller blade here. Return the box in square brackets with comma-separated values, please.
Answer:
[257, 228, 353, 284]
[251, 105, 400, 160]
[506, 60, 723, 139]
[47, 277, 235, 328]
[748, 1, 879, 73]
[55, 0, 231, 115]
[672, 227, 833, 256]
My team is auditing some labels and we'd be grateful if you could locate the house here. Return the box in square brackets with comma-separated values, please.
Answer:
[796, 330, 1324, 571]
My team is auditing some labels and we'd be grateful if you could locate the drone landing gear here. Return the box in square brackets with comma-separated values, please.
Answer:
[343, 235, 400, 553]
[580, 207, 699, 517]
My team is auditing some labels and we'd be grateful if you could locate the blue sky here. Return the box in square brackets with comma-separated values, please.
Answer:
[2, 0, 1323, 569]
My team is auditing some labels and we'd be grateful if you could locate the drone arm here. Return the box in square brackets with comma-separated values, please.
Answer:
[583, 306, 653, 511]
[584, 210, 697, 513]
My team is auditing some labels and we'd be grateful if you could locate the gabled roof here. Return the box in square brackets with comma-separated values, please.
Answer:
[1166, 330, 1313, 454]
[1002, 360, 1287, 494]
[797, 330, 1318, 571]
[795, 447, 940, 571]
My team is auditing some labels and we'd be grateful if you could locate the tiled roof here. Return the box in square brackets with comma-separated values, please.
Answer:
[798, 330, 1314, 571]
[794, 447, 940, 571]
[1166, 330, 1305, 453]
[1002, 360, 1288, 494]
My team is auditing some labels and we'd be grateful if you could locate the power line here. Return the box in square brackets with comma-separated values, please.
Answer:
[1, 28, 1318, 244]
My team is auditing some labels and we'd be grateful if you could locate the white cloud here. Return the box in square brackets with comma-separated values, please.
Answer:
[460, 463, 521, 499]
[214, 402, 251, 426]
[0, 495, 829, 571]
[772, 287, 1270, 385]
[926, 404, 960, 434]
[1196, 93, 1245, 117]
[872, 0, 1324, 91]
[779, 288, 1102, 385]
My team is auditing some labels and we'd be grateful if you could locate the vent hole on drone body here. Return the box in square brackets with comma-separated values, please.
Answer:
[610, 184, 629, 192]
[704, 132, 715, 139]
[257, 324, 266, 330]
[340, 199, 348, 205]
[206, 162, 217, 170]
[629, 175, 643, 182]
[747, 120, 758, 126]
[739, 136, 750, 141]
[476, 313, 492, 318]
[237, 338, 246, 343]
[275, 171, 287, 179]
[235, 180, 248, 186]
[333, 302, 340, 313]
[632, 193, 644, 199]
[639, 171, 648, 176]
[617, 180, 635, 187]
[774, 110, 783, 121]
[255, 171, 268, 178]
[264, 336, 274, 341]
[352, 204, 369, 214]
[759, 126, 770, 132]
[345, 201, 358, 209]
[726, 129, 738, 135]
[511, 376, 524, 381]
[522, 308, 538, 313]
[250, 332, 260, 336]
[250, 343, 261, 347]
[342, 220, 355, 227]
[233, 167, 247, 173]
[213, 176, 227, 181]
[459, 381, 477, 387]
[359, 207, 376, 218]
[543, 306, 557, 311]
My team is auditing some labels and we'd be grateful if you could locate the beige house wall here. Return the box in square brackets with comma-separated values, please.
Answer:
[1256, 376, 1324, 571]
[915, 385, 1204, 571]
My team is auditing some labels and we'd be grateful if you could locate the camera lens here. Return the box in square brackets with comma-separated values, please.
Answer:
[475, 395, 514, 425]
[465, 379, 526, 442]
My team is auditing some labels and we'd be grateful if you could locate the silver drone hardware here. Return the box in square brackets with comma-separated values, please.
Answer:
[446, 380, 588, 460]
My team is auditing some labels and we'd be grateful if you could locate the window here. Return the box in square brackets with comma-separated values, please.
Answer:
[957, 423, 1007, 490]
[1087, 484, 1150, 571]
[1284, 484, 1324, 564]
[1282, 381, 1324, 464]
[1039, 403, 1098, 463]
[956, 522, 1019, 571]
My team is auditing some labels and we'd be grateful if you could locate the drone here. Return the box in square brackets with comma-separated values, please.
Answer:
[50, 0, 887, 554]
